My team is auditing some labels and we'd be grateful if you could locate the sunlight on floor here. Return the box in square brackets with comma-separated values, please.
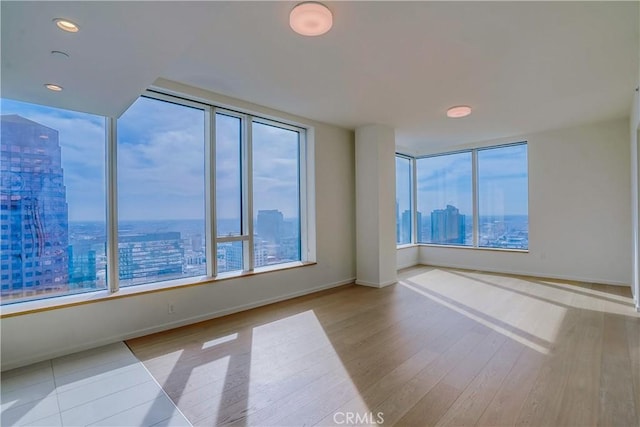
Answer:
[202, 333, 238, 350]
[154, 310, 372, 425]
[244, 310, 371, 426]
[402, 269, 568, 354]
[401, 268, 639, 356]
[172, 354, 230, 408]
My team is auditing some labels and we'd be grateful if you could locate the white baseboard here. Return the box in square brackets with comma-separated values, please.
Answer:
[355, 279, 397, 288]
[397, 261, 420, 270]
[1, 277, 355, 371]
[121, 276, 356, 341]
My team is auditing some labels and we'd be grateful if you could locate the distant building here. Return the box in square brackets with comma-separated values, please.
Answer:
[219, 243, 243, 272]
[254, 239, 267, 267]
[431, 205, 465, 244]
[396, 201, 400, 242]
[257, 209, 283, 247]
[255, 209, 300, 264]
[190, 234, 202, 252]
[279, 235, 300, 262]
[68, 243, 97, 287]
[217, 240, 269, 271]
[1, 115, 70, 301]
[118, 232, 183, 283]
[401, 209, 411, 243]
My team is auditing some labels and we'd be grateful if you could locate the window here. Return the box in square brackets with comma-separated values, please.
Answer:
[417, 152, 473, 245]
[1, 92, 310, 306]
[478, 144, 528, 249]
[395, 155, 413, 245]
[1, 98, 107, 304]
[252, 120, 301, 267]
[117, 96, 206, 286]
[215, 113, 244, 274]
[411, 143, 528, 250]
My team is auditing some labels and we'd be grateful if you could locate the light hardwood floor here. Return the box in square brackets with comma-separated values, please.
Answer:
[126, 266, 640, 426]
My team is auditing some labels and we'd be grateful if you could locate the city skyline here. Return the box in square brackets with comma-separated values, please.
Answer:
[1, 100, 303, 303]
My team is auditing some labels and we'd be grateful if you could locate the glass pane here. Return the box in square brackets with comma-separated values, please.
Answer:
[118, 97, 206, 286]
[478, 144, 528, 249]
[217, 241, 243, 273]
[252, 122, 301, 267]
[396, 156, 412, 245]
[216, 113, 242, 237]
[416, 152, 473, 245]
[1, 98, 107, 304]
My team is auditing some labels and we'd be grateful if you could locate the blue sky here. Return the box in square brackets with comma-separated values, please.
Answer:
[417, 152, 473, 216]
[477, 144, 528, 217]
[413, 144, 528, 217]
[117, 97, 206, 221]
[396, 156, 412, 215]
[252, 121, 300, 219]
[2, 97, 301, 222]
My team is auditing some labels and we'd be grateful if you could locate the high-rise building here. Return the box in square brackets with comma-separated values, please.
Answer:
[396, 200, 400, 242]
[431, 205, 465, 244]
[190, 234, 202, 252]
[217, 240, 270, 271]
[219, 242, 243, 272]
[399, 209, 423, 243]
[118, 232, 183, 284]
[256, 209, 283, 260]
[68, 243, 97, 287]
[1, 115, 70, 301]
[401, 209, 411, 243]
[256, 210, 283, 245]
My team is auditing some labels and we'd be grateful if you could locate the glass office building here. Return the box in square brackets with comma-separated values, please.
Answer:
[1, 115, 70, 301]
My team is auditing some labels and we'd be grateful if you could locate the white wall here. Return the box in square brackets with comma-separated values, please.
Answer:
[1, 81, 356, 371]
[397, 245, 419, 270]
[355, 125, 397, 287]
[632, 86, 639, 308]
[420, 118, 632, 286]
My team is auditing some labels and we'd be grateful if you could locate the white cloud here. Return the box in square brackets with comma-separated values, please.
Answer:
[3, 97, 303, 222]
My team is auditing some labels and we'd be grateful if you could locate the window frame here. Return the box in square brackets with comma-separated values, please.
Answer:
[415, 150, 474, 247]
[395, 153, 415, 247]
[2, 89, 314, 308]
[400, 141, 528, 251]
[475, 142, 529, 250]
[251, 117, 304, 270]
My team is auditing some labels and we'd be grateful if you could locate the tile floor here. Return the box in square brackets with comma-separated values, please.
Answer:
[1, 342, 191, 427]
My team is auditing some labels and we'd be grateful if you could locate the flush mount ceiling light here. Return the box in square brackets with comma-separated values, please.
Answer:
[44, 83, 63, 92]
[290, 2, 333, 36]
[53, 18, 79, 33]
[446, 105, 472, 118]
[51, 50, 70, 59]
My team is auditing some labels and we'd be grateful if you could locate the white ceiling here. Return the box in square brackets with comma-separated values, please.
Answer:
[2, 1, 638, 153]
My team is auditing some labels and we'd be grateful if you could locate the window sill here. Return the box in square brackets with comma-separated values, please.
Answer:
[396, 244, 419, 249]
[418, 243, 529, 253]
[0, 261, 317, 318]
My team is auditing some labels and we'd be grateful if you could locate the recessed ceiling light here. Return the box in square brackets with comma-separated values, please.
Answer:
[44, 84, 63, 92]
[446, 105, 472, 118]
[53, 18, 79, 33]
[290, 2, 333, 36]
